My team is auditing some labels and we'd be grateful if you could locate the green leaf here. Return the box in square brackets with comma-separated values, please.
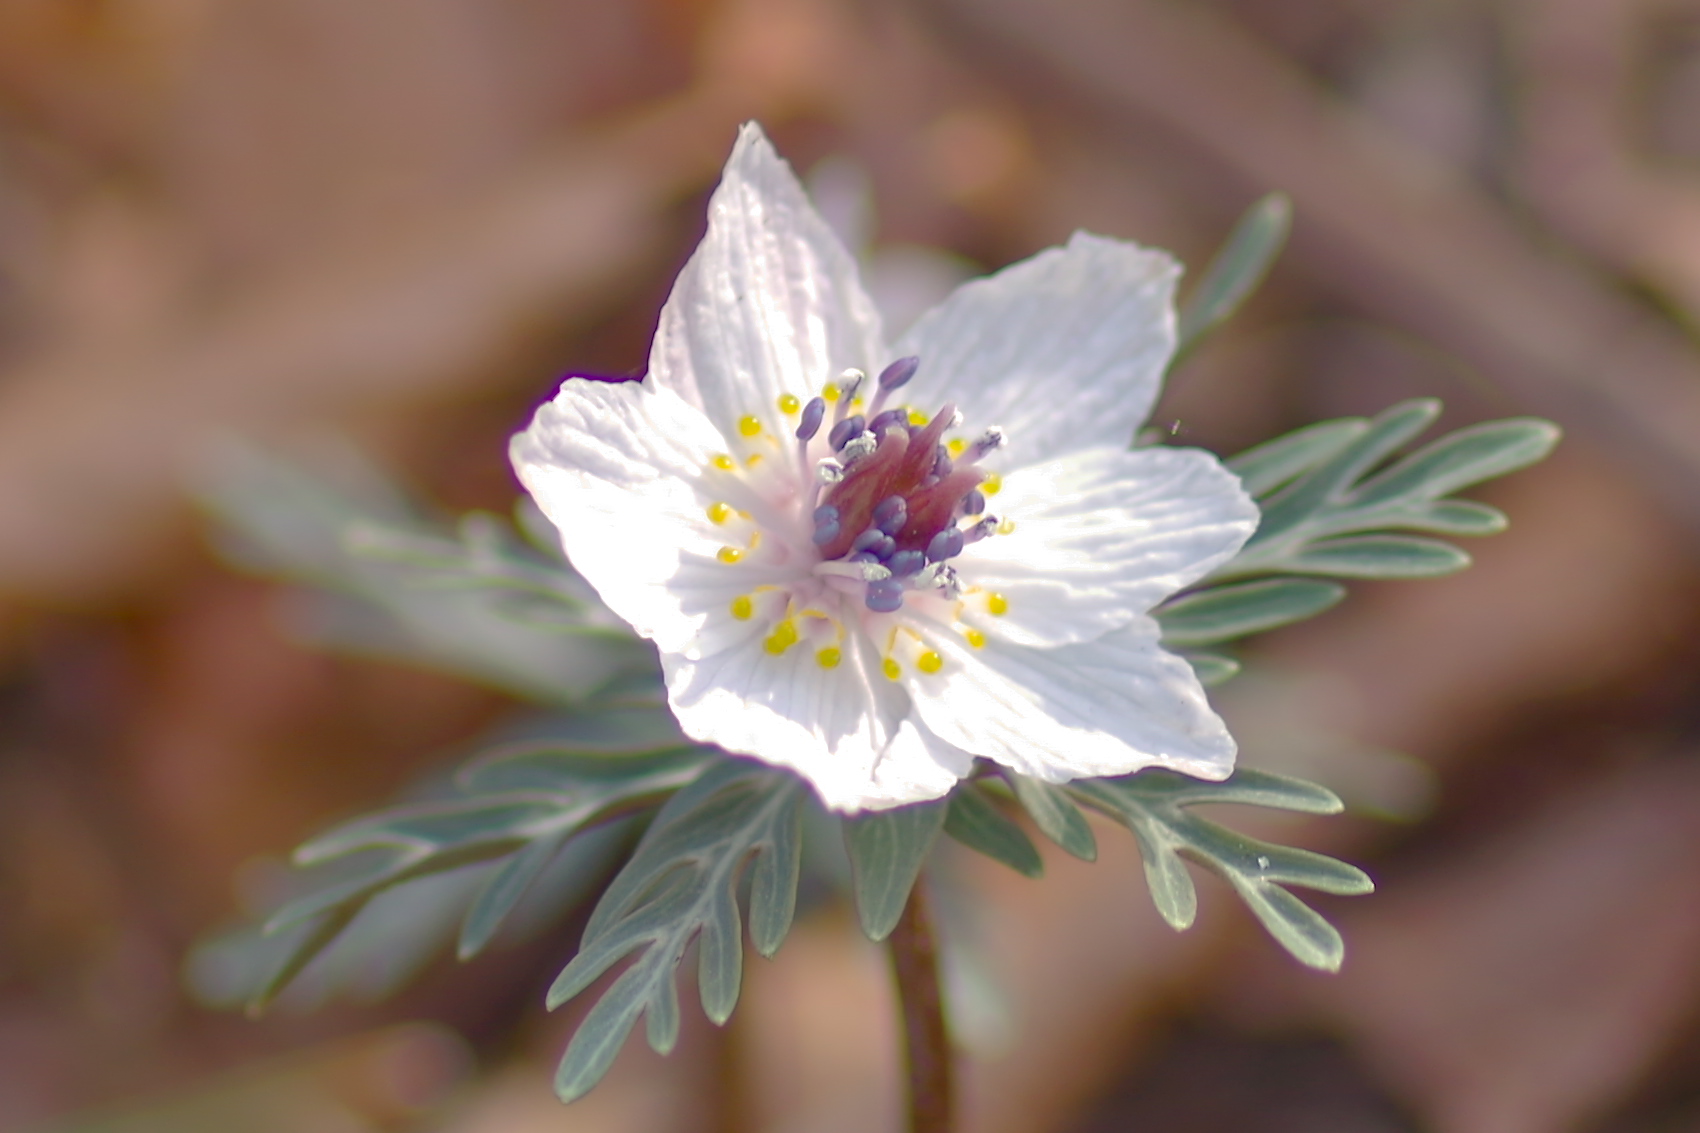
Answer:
[1213, 401, 1559, 585]
[843, 799, 948, 941]
[1225, 420, 1364, 499]
[1006, 773, 1097, 861]
[221, 714, 707, 1013]
[1279, 534, 1470, 578]
[547, 760, 805, 1102]
[1180, 650, 1241, 687]
[1175, 192, 1292, 358]
[1068, 768, 1370, 971]
[193, 443, 647, 703]
[944, 783, 1043, 878]
[1156, 578, 1346, 648]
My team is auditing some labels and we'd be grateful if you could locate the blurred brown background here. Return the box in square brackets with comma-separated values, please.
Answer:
[3, 0, 1700, 1130]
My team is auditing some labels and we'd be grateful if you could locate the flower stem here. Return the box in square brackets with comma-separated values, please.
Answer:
[888, 878, 954, 1133]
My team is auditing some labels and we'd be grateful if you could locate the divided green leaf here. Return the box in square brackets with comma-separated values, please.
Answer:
[220, 707, 708, 1012]
[944, 783, 1043, 878]
[1214, 400, 1559, 582]
[1068, 768, 1372, 971]
[547, 760, 805, 1102]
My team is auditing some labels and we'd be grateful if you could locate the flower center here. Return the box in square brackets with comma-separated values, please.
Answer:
[711, 356, 1014, 673]
[802, 358, 1007, 614]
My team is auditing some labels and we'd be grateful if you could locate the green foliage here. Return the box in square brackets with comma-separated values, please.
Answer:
[204, 706, 708, 1013]
[1154, 400, 1560, 662]
[843, 799, 948, 940]
[194, 442, 648, 702]
[1006, 773, 1097, 861]
[1174, 192, 1293, 361]
[1215, 399, 1560, 581]
[1065, 769, 1373, 971]
[943, 782, 1043, 878]
[546, 759, 805, 1101]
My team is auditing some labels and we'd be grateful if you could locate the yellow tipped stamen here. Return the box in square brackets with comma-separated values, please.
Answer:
[996, 518, 1016, 535]
[882, 657, 902, 680]
[707, 501, 733, 525]
[717, 546, 744, 564]
[917, 651, 943, 674]
[965, 628, 986, 648]
[981, 472, 1003, 495]
[778, 393, 800, 415]
[907, 409, 929, 426]
[764, 619, 799, 655]
[711, 454, 735, 471]
[745, 453, 764, 467]
[851, 397, 864, 409]
[986, 592, 1008, 616]
[816, 647, 842, 669]
[738, 415, 762, 437]
[730, 595, 754, 620]
[823, 384, 841, 402]
[947, 438, 967, 457]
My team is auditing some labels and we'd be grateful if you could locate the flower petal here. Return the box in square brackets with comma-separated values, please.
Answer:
[894, 231, 1178, 462]
[511, 378, 766, 659]
[961, 445, 1258, 647]
[649, 122, 887, 444]
[662, 633, 971, 812]
[904, 617, 1235, 782]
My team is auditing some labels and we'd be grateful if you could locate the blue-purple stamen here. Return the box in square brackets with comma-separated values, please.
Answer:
[852, 528, 896, 559]
[812, 504, 841, 546]
[796, 397, 826, 440]
[962, 427, 1006, 463]
[926, 527, 965, 563]
[829, 414, 866, 451]
[959, 489, 986, 517]
[878, 356, 920, 390]
[865, 578, 905, 612]
[888, 549, 925, 577]
[868, 408, 908, 435]
[872, 495, 907, 535]
[963, 516, 998, 543]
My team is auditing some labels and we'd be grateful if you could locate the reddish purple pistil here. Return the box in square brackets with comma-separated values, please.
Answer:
[816, 404, 983, 561]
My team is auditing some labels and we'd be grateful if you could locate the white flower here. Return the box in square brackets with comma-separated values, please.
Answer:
[512, 123, 1259, 813]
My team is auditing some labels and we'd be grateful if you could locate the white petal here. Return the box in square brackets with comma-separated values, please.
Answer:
[662, 633, 971, 812]
[649, 123, 887, 444]
[962, 445, 1258, 647]
[894, 231, 1178, 462]
[904, 617, 1235, 782]
[511, 378, 766, 658]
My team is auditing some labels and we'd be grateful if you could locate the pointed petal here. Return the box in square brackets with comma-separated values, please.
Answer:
[962, 445, 1257, 647]
[649, 123, 887, 445]
[511, 378, 770, 659]
[895, 231, 1178, 462]
[904, 618, 1235, 783]
[662, 634, 970, 812]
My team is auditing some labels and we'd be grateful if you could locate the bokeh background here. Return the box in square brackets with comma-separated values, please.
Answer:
[2, 0, 1699, 1130]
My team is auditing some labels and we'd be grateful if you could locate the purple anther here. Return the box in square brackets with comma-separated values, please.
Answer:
[888, 549, 925, 576]
[931, 445, 952, 480]
[849, 550, 882, 564]
[963, 516, 998, 543]
[960, 489, 986, 517]
[811, 505, 841, 546]
[878, 356, 920, 390]
[964, 426, 1007, 462]
[872, 495, 907, 535]
[926, 527, 965, 563]
[795, 397, 827, 440]
[828, 415, 866, 451]
[868, 408, 908, 435]
[851, 528, 896, 560]
[865, 578, 905, 612]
